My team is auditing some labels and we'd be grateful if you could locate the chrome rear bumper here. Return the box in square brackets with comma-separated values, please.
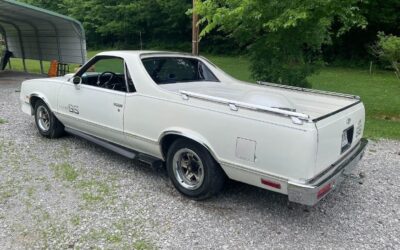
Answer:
[287, 138, 368, 206]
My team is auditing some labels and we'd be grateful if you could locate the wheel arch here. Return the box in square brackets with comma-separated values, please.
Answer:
[158, 129, 220, 164]
[29, 93, 52, 113]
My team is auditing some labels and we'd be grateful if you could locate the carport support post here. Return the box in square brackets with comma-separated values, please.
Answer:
[0, 20, 26, 72]
[0, 24, 12, 70]
[52, 24, 62, 63]
[39, 60, 43, 74]
[22, 57, 26, 72]
[31, 23, 44, 74]
[14, 23, 26, 72]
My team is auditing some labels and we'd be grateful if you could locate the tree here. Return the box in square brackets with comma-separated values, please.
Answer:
[21, 0, 66, 14]
[195, 0, 366, 86]
[20, 0, 192, 49]
[323, 0, 400, 64]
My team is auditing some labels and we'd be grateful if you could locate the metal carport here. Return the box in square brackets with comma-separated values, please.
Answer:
[0, 0, 86, 74]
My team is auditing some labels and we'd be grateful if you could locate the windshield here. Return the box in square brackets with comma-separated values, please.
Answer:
[142, 57, 219, 84]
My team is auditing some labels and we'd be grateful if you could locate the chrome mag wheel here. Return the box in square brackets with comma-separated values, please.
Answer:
[36, 105, 50, 132]
[172, 148, 205, 190]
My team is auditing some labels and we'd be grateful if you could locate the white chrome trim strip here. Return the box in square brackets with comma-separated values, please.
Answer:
[220, 160, 288, 183]
[179, 90, 311, 122]
[257, 81, 360, 100]
[138, 93, 309, 131]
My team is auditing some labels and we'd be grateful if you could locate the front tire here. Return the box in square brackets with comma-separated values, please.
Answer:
[34, 100, 64, 138]
[166, 139, 225, 200]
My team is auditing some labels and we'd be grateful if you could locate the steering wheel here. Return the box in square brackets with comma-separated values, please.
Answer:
[97, 71, 116, 87]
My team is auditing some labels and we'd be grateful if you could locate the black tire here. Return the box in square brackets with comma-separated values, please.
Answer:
[34, 99, 65, 138]
[166, 138, 225, 200]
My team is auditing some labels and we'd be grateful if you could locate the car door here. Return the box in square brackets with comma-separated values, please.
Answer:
[57, 56, 128, 144]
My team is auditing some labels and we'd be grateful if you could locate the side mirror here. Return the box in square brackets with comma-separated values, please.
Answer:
[72, 76, 82, 85]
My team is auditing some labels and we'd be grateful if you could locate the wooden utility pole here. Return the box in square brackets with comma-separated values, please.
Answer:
[192, 0, 199, 55]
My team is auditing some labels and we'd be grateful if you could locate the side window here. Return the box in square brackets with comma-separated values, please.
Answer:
[78, 57, 127, 92]
[142, 57, 219, 84]
[157, 58, 196, 82]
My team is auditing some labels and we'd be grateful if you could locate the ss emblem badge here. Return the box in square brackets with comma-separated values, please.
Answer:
[68, 104, 79, 114]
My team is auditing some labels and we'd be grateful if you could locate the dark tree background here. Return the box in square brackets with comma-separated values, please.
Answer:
[19, 0, 400, 85]
[21, 0, 399, 58]
[324, 0, 400, 65]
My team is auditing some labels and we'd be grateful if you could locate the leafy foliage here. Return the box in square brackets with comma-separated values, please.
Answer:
[20, 0, 192, 49]
[22, 0, 66, 14]
[195, 0, 366, 86]
[17, 0, 400, 74]
[371, 32, 400, 79]
[324, 0, 400, 64]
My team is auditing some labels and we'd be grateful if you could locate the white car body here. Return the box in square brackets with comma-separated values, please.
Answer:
[20, 51, 367, 205]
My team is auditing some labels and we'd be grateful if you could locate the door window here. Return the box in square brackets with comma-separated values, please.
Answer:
[77, 57, 131, 92]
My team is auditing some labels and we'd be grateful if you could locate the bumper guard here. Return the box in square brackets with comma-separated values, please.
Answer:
[287, 138, 368, 206]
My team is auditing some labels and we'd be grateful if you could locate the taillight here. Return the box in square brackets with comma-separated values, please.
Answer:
[317, 182, 332, 199]
[261, 178, 281, 189]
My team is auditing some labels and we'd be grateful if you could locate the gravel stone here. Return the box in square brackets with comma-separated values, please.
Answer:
[0, 71, 399, 249]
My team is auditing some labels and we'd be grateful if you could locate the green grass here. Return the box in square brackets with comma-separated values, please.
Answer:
[8, 50, 99, 74]
[7, 58, 51, 74]
[7, 51, 400, 139]
[78, 179, 112, 204]
[132, 240, 155, 250]
[70, 215, 81, 226]
[51, 162, 78, 182]
[197, 56, 400, 139]
[206, 54, 253, 82]
[308, 68, 400, 140]
[0, 118, 7, 124]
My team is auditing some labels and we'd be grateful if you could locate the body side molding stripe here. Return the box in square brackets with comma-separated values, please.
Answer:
[65, 127, 137, 159]
[55, 111, 158, 145]
[220, 160, 289, 183]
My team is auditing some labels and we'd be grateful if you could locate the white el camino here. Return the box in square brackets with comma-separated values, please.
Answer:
[20, 51, 368, 206]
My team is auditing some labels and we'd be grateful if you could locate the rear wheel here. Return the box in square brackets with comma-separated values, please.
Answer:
[166, 139, 225, 200]
[34, 100, 64, 138]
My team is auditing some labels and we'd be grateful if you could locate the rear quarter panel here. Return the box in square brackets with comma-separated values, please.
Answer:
[314, 102, 365, 176]
[124, 92, 318, 193]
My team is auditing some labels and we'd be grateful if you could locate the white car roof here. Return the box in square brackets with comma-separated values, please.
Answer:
[96, 50, 196, 58]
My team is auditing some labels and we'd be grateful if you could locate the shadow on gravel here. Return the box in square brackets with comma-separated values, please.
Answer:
[63, 133, 340, 218]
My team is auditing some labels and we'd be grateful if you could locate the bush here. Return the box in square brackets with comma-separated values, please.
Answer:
[249, 42, 316, 87]
[371, 32, 400, 79]
[195, 0, 366, 88]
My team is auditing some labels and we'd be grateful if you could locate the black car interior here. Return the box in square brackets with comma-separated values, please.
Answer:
[76, 56, 135, 92]
[81, 72, 127, 91]
[142, 57, 219, 84]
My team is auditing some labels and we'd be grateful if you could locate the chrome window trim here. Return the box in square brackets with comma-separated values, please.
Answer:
[75, 55, 129, 93]
[140, 56, 220, 84]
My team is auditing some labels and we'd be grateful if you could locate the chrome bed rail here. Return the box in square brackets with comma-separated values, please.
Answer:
[179, 90, 312, 124]
[256, 81, 360, 100]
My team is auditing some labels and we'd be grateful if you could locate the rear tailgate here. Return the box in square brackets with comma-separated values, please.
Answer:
[314, 101, 365, 176]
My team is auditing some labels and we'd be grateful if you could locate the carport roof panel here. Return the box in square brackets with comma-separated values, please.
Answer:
[0, 0, 86, 64]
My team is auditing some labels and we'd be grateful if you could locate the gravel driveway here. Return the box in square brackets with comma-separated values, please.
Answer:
[0, 71, 399, 249]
